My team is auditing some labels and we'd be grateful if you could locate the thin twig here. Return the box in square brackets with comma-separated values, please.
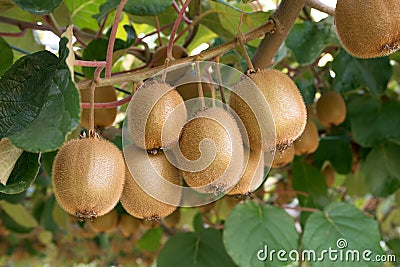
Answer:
[81, 95, 133, 109]
[0, 16, 55, 33]
[75, 60, 107, 67]
[195, 60, 205, 109]
[154, 16, 163, 46]
[305, 0, 335, 16]
[167, 0, 191, 60]
[214, 56, 226, 106]
[0, 29, 26, 37]
[95, 13, 109, 39]
[172, 0, 192, 24]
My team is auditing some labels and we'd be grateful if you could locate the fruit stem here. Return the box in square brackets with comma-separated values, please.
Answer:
[214, 56, 227, 106]
[172, 1, 192, 24]
[195, 60, 205, 109]
[166, 0, 191, 60]
[89, 81, 96, 132]
[75, 60, 107, 67]
[105, 0, 128, 78]
[205, 62, 216, 107]
[154, 16, 163, 47]
[81, 94, 133, 109]
[237, 32, 255, 71]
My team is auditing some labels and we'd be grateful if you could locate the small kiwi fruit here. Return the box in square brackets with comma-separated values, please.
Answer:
[127, 81, 187, 150]
[89, 209, 119, 233]
[316, 91, 346, 127]
[80, 85, 117, 130]
[120, 146, 182, 220]
[227, 148, 265, 195]
[271, 145, 295, 168]
[175, 77, 214, 100]
[52, 137, 125, 220]
[335, 0, 400, 58]
[163, 208, 181, 229]
[230, 69, 307, 152]
[294, 120, 319, 155]
[322, 163, 336, 187]
[178, 107, 244, 194]
[118, 214, 141, 237]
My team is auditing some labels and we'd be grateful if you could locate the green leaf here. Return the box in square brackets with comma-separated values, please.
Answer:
[313, 134, 353, 174]
[137, 227, 162, 252]
[0, 36, 13, 76]
[344, 172, 368, 197]
[0, 152, 40, 194]
[347, 95, 400, 147]
[0, 207, 33, 233]
[223, 201, 299, 267]
[0, 190, 25, 204]
[286, 18, 338, 65]
[361, 142, 400, 197]
[40, 196, 59, 233]
[64, 0, 107, 31]
[295, 70, 316, 104]
[0, 0, 14, 12]
[0, 38, 80, 152]
[41, 150, 58, 178]
[292, 156, 330, 210]
[0, 200, 38, 228]
[0, 138, 23, 186]
[11, 0, 62, 14]
[158, 228, 235, 267]
[302, 202, 384, 267]
[332, 49, 392, 95]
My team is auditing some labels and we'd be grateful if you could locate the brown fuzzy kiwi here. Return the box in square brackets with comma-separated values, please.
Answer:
[52, 137, 125, 220]
[335, 0, 400, 58]
[80, 85, 117, 130]
[89, 209, 118, 233]
[178, 107, 244, 194]
[163, 208, 181, 229]
[316, 91, 346, 127]
[175, 73, 214, 100]
[294, 120, 319, 155]
[271, 145, 295, 168]
[230, 69, 307, 152]
[120, 147, 182, 220]
[118, 214, 141, 237]
[227, 148, 265, 195]
[322, 163, 336, 187]
[127, 81, 187, 150]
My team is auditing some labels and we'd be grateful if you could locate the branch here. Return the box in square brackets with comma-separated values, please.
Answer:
[77, 19, 275, 90]
[251, 0, 306, 68]
[167, 0, 191, 59]
[0, 16, 55, 33]
[305, 0, 335, 16]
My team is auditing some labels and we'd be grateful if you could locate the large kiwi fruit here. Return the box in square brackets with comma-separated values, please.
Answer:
[230, 69, 307, 152]
[52, 137, 125, 220]
[227, 148, 264, 195]
[120, 146, 182, 220]
[316, 91, 346, 127]
[271, 145, 295, 168]
[335, 0, 400, 58]
[89, 209, 119, 233]
[294, 120, 319, 155]
[178, 107, 244, 194]
[80, 85, 117, 130]
[127, 81, 187, 150]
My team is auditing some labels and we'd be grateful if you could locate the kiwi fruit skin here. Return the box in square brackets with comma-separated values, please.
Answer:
[118, 214, 141, 237]
[80, 85, 118, 130]
[163, 208, 181, 229]
[271, 145, 295, 168]
[316, 91, 346, 127]
[322, 163, 336, 187]
[178, 107, 244, 194]
[52, 137, 125, 219]
[335, 0, 400, 58]
[227, 148, 265, 195]
[294, 120, 319, 155]
[175, 75, 214, 100]
[89, 209, 119, 233]
[230, 69, 307, 152]
[120, 147, 182, 220]
[128, 81, 187, 150]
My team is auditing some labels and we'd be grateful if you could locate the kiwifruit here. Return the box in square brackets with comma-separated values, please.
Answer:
[52, 137, 125, 220]
[120, 146, 182, 220]
[163, 208, 181, 229]
[89, 209, 119, 233]
[175, 73, 214, 100]
[271, 145, 295, 168]
[127, 81, 187, 150]
[275, 179, 296, 205]
[322, 163, 336, 187]
[118, 214, 141, 237]
[230, 69, 307, 152]
[294, 120, 319, 155]
[227, 148, 264, 195]
[178, 107, 244, 193]
[316, 91, 346, 127]
[334, 0, 400, 58]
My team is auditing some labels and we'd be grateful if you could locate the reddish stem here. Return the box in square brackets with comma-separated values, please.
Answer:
[154, 16, 163, 46]
[0, 29, 26, 37]
[167, 0, 191, 60]
[135, 22, 175, 44]
[172, 1, 192, 24]
[81, 95, 132, 109]
[105, 0, 128, 77]
[96, 13, 109, 39]
[75, 60, 107, 67]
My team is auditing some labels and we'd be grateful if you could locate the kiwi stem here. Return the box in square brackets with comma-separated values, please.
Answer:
[89, 81, 96, 132]
[305, 0, 335, 16]
[205, 63, 216, 107]
[154, 16, 163, 47]
[237, 32, 255, 71]
[214, 56, 227, 106]
[81, 95, 133, 109]
[166, 0, 191, 60]
[105, 0, 128, 78]
[172, 1, 192, 24]
[195, 61, 205, 109]
[95, 13, 109, 39]
[74, 60, 107, 67]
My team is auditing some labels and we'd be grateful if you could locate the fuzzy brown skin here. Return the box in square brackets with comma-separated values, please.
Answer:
[118, 214, 141, 237]
[294, 120, 319, 155]
[323, 163, 336, 187]
[227, 148, 265, 195]
[335, 0, 400, 58]
[52, 138, 125, 220]
[230, 69, 307, 152]
[179, 107, 244, 194]
[316, 91, 346, 127]
[128, 81, 187, 150]
[80, 85, 117, 130]
[89, 209, 119, 233]
[120, 148, 182, 220]
[271, 145, 295, 168]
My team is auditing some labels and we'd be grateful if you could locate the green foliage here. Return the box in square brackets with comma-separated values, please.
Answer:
[12, 0, 62, 15]
[0, 36, 13, 75]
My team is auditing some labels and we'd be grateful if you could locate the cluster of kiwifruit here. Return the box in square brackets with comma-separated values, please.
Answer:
[334, 0, 400, 58]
